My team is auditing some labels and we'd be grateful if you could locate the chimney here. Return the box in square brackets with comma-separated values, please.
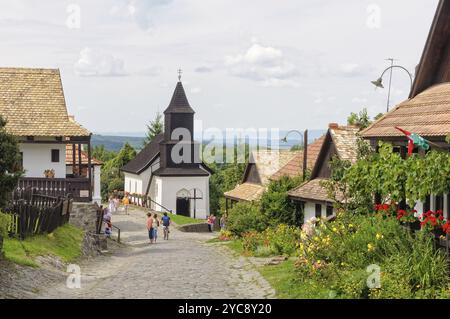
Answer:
[328, 123, 339, 129]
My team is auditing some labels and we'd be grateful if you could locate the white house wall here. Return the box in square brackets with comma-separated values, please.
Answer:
[303, 201, 334, 223]
[124, 172, 144, 195]
[20, 143, 66, 178]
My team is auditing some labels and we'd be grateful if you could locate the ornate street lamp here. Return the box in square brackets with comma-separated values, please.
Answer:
[371, 64, 413, 112]
[281, 129, 308, 179]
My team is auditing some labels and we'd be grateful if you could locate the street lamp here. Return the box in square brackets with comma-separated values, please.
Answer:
[371, 64, 413, 112]
[281, 129, 308, 179]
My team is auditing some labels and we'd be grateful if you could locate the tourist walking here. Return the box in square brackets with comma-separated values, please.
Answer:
[220, 214, 227, 231]
[153, 213, 160, 243]
[207, 214, 216, 232]
[108, 196, 116, 213]
[146, 213, 154, 244]
[161, 212, 171, 240]
[122, 195, 130, 215]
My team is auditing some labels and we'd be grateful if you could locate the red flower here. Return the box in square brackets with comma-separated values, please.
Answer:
[443, 222, 450, 234]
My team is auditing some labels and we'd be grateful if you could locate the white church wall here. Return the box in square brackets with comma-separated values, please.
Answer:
[156, 176, 210, 219]
[20, 143, 66, 178]
[124, 172, 143, 194]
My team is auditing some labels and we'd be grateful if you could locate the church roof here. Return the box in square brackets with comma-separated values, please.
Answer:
[152, 166, 210, 177]
[121, 133, 164, 174]
[164, 81, 195, 114]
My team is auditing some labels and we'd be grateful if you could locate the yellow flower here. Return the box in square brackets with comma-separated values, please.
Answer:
[367, 243, 375, 252]
[376, 233, 384, 240]
[332, 227, 338, 232]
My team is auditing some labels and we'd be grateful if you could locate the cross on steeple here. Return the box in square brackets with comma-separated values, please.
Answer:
[177, 68, 183, 82]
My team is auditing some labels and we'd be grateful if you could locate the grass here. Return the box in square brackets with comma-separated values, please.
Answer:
[167, 213, 204, 226]
[2, 224, 84, 267]
[258, 260, 332, 299]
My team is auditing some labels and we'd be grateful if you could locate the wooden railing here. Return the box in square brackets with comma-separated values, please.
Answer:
[17, 177, 91, 202]
[116, 191, 172, 213]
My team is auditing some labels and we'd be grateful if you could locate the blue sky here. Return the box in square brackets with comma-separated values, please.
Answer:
[0, 0, 439, 135]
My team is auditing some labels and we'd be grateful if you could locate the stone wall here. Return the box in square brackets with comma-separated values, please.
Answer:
[70, 202, 99, 232]
[177, 222, 216, 233]
[82, 232, 107, 256]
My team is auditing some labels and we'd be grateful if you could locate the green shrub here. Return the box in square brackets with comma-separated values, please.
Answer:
[0, 211, 11, 238]
[260, 176, 303, 225]
[295, 212, 450, 299]
[242, 224, 302, 257]
[227, 202, 268, 236]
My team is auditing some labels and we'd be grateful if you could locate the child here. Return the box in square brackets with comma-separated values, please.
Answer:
[104, 208, 112, 238]
[146, 213, 154, 244]
[153, 213, 160, 243]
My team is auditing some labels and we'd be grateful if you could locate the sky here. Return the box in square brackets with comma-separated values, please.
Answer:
[0, 0, 440, 135]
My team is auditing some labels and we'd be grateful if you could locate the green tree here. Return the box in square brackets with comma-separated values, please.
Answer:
[227, 201, 268, 236]
[0, 116, 22, 208]
[347, 108, 371, 129]
[92, 145, 116, 162]
[143, 112, 164, 146]
[260, 176, 303, 225]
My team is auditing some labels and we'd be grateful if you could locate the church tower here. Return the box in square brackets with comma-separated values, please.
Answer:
[159, 79, 197, 169]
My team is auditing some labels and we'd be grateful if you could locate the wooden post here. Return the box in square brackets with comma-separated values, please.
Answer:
[78, 143, 82, 177]
[72, 144, 76, 175]
[87, 138, 92, 202]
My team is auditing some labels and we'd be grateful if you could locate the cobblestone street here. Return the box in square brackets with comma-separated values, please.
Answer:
[37, 207, 275, 299]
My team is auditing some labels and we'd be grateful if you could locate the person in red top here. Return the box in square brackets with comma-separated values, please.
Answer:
[207, 214, 216, 232]
[146, 213, 154, 244]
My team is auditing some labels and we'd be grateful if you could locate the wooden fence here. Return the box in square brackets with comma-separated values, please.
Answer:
[116, 191, 173, 213]
[4, 189, 72, 239]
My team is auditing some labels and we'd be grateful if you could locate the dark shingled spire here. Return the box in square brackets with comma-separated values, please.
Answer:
[164, 81, 195, 114]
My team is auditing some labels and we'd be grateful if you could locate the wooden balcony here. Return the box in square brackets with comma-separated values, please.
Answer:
[17, 177, 92, 202]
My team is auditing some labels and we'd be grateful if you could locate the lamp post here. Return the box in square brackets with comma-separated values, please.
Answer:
[281, 129, 308, 179]
[371, 64, 413, 112]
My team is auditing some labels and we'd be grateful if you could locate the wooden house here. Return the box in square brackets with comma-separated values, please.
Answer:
[0, 68, 100, 203]
[361, 0, 450, 218]
[288, 124, 359, 223]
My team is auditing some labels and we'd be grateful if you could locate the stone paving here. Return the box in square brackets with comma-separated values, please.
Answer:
[37, 207, 275, 299]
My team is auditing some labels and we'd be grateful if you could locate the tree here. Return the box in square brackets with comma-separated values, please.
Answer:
[143, 112, 163, 146]
[347, 108, 371, 129]
[92, 145, 116, 162]
[0, 116, 22, 208]
[260, 176, 303, 225]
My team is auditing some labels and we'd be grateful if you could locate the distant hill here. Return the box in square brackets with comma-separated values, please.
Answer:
[92, 135, 145, 152]
[92, 129, 327, 152]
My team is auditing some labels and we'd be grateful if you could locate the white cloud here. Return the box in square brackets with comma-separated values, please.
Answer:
[336, 62, 374, 77]
[225, 42, 299, 87]
[74, 47, 128, 77]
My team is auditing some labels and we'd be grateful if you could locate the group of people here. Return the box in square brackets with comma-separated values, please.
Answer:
[100, 195, 130, 238]
[146, 212, 171, 244]
[206, 214, 227, 232]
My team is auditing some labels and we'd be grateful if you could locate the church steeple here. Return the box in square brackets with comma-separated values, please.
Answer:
[164, 81, 195, 114]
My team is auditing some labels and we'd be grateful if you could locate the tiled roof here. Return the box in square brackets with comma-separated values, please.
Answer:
[66, 144, 102, 166]
[249, 150, 298, 185]
[288, 178, 343, 203]
[330, 125, 359, 163]
[271, 135, 326, 181]
[224, 182, 266, 202]
[361, 82, 450, 138]
[0, 68, 90, 137]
